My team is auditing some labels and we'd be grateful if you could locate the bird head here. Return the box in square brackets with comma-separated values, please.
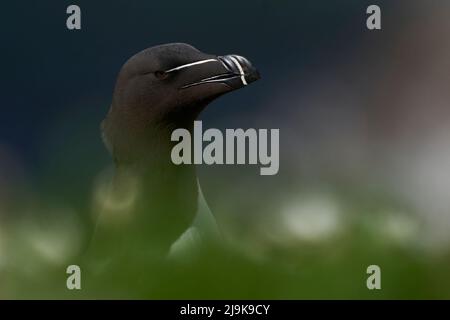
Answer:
[102, 43, 260, 163]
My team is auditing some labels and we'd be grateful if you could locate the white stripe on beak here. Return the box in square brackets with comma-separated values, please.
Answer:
[165, 59, 219, 73]
[228, 56, 248, 86]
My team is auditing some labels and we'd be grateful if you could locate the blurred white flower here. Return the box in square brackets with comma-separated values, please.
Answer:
[20, 208, 82, 265]
[281, 194, 342, 242]
[377, 211, 420, 246]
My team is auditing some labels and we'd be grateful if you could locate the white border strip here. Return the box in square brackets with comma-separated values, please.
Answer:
[228, 56, 248, 86]
[165, 59, 218, 73]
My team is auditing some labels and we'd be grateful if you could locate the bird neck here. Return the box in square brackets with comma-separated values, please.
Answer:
[92, 127, 199, 257]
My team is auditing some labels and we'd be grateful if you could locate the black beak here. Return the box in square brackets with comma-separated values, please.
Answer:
[218, 55, 260, 86]
[180, 54, 260, 90]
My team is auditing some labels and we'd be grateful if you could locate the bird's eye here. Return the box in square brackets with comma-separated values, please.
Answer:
[154, 70, 169, 80]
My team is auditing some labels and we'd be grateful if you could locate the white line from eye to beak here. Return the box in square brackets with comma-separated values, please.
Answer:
[165, 59, 219, 73]
[228, 56, 248, 86]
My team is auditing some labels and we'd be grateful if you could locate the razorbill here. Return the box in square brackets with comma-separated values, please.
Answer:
[91, 43, 260, 261]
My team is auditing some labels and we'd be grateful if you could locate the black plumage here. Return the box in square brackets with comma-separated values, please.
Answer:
[90, 43, 259, 261]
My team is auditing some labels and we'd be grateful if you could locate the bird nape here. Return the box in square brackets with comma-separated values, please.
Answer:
[87, 43, 260, 271]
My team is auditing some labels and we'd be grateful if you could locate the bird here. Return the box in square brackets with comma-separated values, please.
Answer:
[88, 43, 260, 266]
